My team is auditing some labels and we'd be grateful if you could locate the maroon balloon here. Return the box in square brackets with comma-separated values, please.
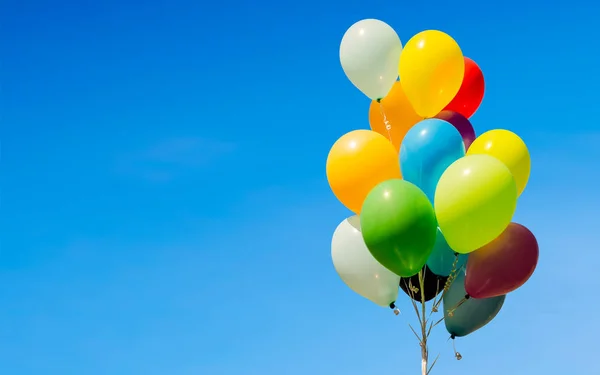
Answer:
[465, 223, 539, 299]
[434, 110, 476, 150]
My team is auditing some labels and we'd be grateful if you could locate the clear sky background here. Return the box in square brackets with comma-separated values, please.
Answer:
[2, 0, 599, 374]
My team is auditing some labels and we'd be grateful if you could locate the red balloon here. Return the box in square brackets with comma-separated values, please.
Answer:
[465, 223, 539, 299]
[443, 57, 485, 118]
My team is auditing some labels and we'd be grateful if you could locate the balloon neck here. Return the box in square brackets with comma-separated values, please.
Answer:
[464, 294, 471, 300]
[376, 98, 382, 103]
[389, 302, 400, 316]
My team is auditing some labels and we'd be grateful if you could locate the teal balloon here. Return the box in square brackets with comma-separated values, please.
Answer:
[400, 118, 466, 202]
[426, 228, 467, 277]
[443, 271, 505, 337]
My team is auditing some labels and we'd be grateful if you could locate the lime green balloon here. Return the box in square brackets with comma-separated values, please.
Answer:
[434, 154, 517, 254]
[360, 179, 437, 277]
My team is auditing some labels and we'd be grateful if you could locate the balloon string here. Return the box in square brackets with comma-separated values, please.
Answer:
[389, 302, 401, 316]
[446, 294, 470, 317]
[450, 335, 462, 360]
[378, 101, 394, 144]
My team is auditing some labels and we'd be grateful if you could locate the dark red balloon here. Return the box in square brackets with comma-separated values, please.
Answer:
[465, 223, 539, 299]
[443, 57, 485, 118]
[434, 110, 476, 151]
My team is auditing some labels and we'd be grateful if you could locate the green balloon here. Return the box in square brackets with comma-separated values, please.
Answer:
[360, 179, 437, 277]
[443, 271, 505, 337]
[434, 154, 517, 254]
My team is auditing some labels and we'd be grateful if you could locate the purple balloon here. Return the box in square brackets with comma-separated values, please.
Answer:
[434, 110, 476, 150]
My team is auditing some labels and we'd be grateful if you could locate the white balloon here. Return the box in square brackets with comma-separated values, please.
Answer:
[339, 19, 402, 101]
[331, 215, 400, 307]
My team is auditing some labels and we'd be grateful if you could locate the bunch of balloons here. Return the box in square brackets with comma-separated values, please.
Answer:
[329, 19, 539, 343]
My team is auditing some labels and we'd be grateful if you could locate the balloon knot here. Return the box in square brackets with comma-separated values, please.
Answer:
[464, 294, 471, 300]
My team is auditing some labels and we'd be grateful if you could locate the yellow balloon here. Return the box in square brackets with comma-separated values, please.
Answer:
[467, 129, 531, 196]
[434, 154, 517, 254]
[398, 30, 465, 118]
[326, 130, 401, 214]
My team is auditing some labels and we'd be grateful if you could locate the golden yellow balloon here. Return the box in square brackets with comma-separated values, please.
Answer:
[326, 130, 401, 214]
[467, 129, 531, 196]
[399, 30, 465, 118]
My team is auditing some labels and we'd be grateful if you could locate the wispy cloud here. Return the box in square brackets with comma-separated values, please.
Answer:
[117, 137, 235, 182]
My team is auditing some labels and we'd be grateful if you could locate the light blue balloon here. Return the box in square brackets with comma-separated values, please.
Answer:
[427, 228, 467, 277]
[400, 119, 466, 203]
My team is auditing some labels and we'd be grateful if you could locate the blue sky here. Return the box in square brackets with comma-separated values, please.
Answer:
[2, 0, 599, 374]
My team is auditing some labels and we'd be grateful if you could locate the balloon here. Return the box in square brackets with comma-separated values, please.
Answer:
[443, 57, 485, 118]
[360, 179, 437, 277]
[398, 30, 465, 118]
[465, 223, 539, 299]
[443, 271, 506, 337]
[433, 110, 476, 151]
[426, 228, 468, 277]
[467, 129, 531, 196]
[399, 266, 447, 302]
[331, 216, 401, 307]
[339, 19, 403, 100]
[326, 130, 401, 214]
[368, 81, 423, 151]
[434, 154, 517, 254]
[400, 119, 465, 203]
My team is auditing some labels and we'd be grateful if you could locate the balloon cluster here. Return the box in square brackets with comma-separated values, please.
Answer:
[329, 19, 539, 344]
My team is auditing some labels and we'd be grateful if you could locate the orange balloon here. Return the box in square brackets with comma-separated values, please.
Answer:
[369, 81, 423, 151]
[326, 130, 402, 214]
